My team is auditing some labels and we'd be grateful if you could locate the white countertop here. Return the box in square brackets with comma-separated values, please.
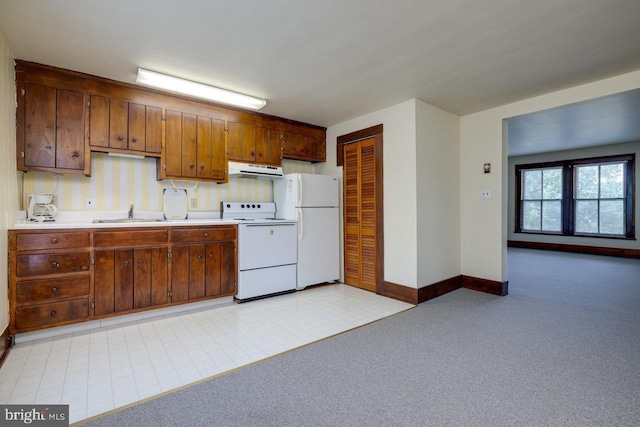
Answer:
[12, 210, 240, 230]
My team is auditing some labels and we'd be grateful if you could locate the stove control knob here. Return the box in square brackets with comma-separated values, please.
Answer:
[252, 204, 256, 208]
[226, 204, 230, 208]
[257, 204, 261, 208]
[241, 204, 245, 208]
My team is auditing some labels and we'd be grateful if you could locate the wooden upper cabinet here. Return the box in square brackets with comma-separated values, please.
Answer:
[227, 121, 256, 163]
[88, 95, 162, 156]
[281, 131, 326, 163]
[18, 82, 86, 174]
[160, 110, 227, 182]
[254, 128, 282, 166]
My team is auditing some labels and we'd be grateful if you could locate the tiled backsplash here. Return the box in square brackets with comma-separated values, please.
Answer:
[22, 154, 314, 212]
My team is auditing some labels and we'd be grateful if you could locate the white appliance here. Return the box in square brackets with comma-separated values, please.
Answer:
[274, 173, 340, 289]
[227, 161, 284, 180]
[221, 202, 298, 301]
[27, 193, 58, 222]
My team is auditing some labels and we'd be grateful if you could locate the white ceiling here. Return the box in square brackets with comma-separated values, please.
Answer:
[1, 0, 640, 140]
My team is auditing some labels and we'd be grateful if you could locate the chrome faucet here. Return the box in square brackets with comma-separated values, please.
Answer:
[128, 204, 134, 219]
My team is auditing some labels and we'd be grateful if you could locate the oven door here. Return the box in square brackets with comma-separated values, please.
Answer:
[238, 222, 297, 270]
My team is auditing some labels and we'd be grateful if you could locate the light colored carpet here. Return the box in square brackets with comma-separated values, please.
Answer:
[80, 249, 640, 426]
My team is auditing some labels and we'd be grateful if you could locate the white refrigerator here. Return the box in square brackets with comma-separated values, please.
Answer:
[274, 173, 340, 289]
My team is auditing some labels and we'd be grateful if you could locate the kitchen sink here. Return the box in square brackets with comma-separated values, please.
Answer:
[92, 218, 165, 223]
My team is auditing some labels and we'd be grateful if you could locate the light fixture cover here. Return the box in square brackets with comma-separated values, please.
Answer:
[136, 68, 266, 110]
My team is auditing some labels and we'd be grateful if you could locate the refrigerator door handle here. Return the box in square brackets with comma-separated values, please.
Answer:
[297, 174, 303, 206]
[298, 208, 304, 241]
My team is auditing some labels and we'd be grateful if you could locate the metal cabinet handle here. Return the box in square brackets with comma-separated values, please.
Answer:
[132, 137, 138, 142]
[50, 238, 59, 244]
[190, 163, 195, 169]
[118, 136, 124, 141]
[208, 253, 213, 259]
[72, 151, 80, 158]
[123, 260, 129, 267]
[137, 259, 144, 266]
[51, 287, 58, 293]
[50, 311, 57, 317]
[51, 261, 60, 268]
[203, 232, 209, 237]
[197, 254, 203, 259]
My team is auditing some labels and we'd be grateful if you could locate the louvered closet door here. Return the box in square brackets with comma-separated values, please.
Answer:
[343, 138, 377, 292]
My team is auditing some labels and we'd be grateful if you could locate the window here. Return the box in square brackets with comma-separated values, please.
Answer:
[515, 154, 635, 239]
[521, 167, 562, 232]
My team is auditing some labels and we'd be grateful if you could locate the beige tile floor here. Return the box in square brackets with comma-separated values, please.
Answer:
[0, 284, 413, 424]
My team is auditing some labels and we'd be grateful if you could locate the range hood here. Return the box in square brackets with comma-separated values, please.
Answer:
[227, 161, 284, 180]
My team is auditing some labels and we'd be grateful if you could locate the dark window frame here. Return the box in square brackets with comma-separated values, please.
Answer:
[515, 154, 635, 239]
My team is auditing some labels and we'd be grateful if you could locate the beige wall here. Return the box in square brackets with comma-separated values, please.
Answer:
[321, 99, 461, 289]
[0, 28, 18, 332]
[416, 100, 460, 286]
[508, 140, 640, 250]
[22, 157, 313, 213]
[319, 99, 418, 286]
[460, 70, 640, 283]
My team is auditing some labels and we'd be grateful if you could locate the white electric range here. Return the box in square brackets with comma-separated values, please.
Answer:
[221, 202, 298, 302]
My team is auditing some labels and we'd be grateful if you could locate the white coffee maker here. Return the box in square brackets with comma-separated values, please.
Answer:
[27, 194, 58, 222]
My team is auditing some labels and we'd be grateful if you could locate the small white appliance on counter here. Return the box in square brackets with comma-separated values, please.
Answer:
[221, 202, 298, 302]
[274, 173, 340, 289]
[26, 193, 58, 222]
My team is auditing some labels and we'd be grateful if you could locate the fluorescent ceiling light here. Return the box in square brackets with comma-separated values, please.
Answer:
[136, 68, 266, 111]
[108, 152, 145, 159]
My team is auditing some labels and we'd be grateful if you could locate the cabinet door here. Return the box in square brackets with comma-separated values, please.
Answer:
[211, 118, 226, 180]
[151, 247, 169, 306]
[133, 248, 151, 309]
[128, 103, 146, 152]
[89, 95, 110, 148]
[182, 113, 198, 178]
[170, 246, 189, 302]
[314, 136, 326, 162]
[109, 99, 128, 149]
[220, 242, 236, 295]
[204, 242, 236, 296]
[197, 117, 212, 178]
[294, 134, 314, 159]
[56, 89, 85, 170]
[164, 110, 183, 177]
[94, 250, 115, 316]
[24, 83, 55, 168]
[257, 128, 282, 166]
[23, 84, 85, 171]
[189, 245, 206, 299]
[114, 249, 134, 312]
[146, 106, 162, 154]
[228, 121, 256, 162]
[280, 131, 295, 157]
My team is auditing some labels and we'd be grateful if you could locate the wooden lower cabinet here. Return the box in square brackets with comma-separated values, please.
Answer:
[8, 225, 237, 335]
[94, 247, 169, 315]
[171, 242, 236, 303]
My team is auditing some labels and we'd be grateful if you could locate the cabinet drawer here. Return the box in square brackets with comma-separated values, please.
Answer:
[16, 252, 90, 277]
[16, 232, 90, 251]
[16, 277, 90, 304]
[172, 227, 236, 243]
[94, 230, 169, 247]
[15, 299, 89, 330]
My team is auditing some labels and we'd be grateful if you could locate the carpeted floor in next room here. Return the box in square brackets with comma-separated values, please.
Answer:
[80, 248, 640, 427]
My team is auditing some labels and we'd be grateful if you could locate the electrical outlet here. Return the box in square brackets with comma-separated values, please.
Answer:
[480, 190, 491, 199]
[85, 197, 97, 209]
[190, 198, 198, 209]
